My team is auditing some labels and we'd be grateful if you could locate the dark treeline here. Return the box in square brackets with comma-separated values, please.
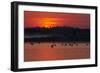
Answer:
[24, 27, 90, 42]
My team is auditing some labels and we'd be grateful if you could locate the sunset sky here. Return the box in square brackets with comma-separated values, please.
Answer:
[24, 11, 90, 29]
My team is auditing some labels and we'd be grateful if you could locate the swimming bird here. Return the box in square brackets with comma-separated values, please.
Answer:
[30, 42, 34, 45]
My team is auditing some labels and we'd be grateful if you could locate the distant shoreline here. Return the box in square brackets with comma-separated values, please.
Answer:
[24, 40, 90, 43]
[24, 27, 90, 42]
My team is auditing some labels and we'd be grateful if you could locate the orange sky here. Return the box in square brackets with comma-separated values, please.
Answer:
[24, 11, 90, 29]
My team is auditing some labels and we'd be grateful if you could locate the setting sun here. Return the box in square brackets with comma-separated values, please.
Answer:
[39, 18, 57, 28]
[24, 11, 90, 29]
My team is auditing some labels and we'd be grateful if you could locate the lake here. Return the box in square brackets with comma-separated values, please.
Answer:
[24, 42, 90, 62]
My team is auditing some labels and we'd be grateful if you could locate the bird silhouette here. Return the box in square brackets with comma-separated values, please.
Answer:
[51, 45, 54, 48]
[86, 43, 88, 46]
[51, 43, 56, 48]
[75, 43, 78, 46]
[69, 43, 73, 46]
[65, 43, 67, 46]
[30, 42, 34, 45]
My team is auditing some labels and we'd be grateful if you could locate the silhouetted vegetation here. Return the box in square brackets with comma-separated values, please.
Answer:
[24, 26, 90, 42]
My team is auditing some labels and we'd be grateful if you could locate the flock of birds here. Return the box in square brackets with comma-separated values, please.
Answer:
[29, 42, 89, 48]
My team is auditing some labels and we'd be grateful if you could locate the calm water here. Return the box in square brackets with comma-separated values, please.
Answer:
[24, 42, 90, 62]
